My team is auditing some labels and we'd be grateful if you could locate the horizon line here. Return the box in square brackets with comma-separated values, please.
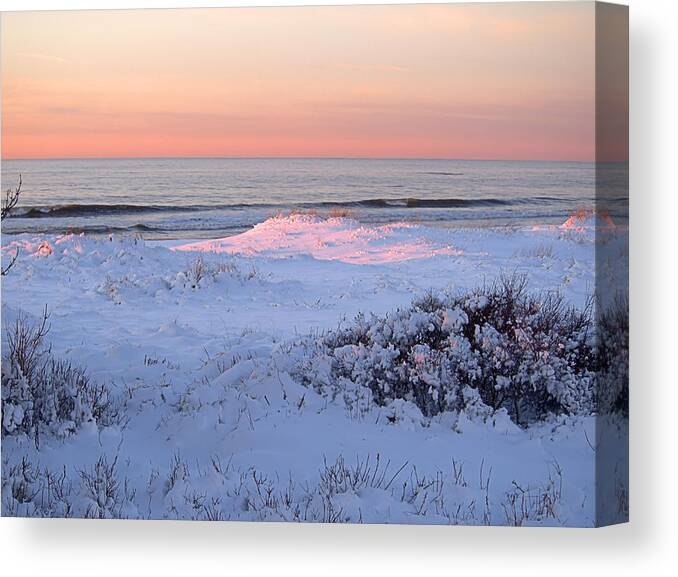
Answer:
[1, 154, 604, 163]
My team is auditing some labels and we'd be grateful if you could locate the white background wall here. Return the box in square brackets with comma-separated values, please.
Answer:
[0, 1, 675, 575]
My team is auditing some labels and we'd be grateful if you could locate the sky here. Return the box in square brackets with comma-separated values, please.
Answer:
[1, 3, 599, 161]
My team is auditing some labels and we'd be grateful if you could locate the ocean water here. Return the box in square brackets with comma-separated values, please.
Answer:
[0, 157, 619, 240]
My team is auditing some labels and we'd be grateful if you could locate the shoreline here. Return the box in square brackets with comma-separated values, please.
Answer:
[1, 204, 627, 244]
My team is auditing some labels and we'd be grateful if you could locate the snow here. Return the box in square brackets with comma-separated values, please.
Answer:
[559, 208, 617, 232]
[176, 213, 464, 264]
[1, 214, 628, 525]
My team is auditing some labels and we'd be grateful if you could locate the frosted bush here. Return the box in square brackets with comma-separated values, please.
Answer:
[596, 294, 629, 416]
[1, 311, 122, 445]
[295, 275, 598, 426]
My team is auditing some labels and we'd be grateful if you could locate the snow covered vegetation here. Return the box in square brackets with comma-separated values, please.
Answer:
[2, 308, 124, 445]
[292, 275, 596, 426]
[1, 212, 629, 526]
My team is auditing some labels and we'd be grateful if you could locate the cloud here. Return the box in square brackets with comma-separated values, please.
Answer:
[17, 52, 70, 64]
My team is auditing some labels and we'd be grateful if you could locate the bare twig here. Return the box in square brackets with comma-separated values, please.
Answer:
[1, 174, 22, 220]
[1, 175, 23, 276]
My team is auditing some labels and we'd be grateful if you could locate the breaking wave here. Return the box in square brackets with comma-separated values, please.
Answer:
[11, 196, 556, 219]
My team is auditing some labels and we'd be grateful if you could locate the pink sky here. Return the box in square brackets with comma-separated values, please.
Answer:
[2, 4, 598, 161]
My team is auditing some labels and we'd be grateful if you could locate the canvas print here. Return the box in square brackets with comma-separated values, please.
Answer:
[0, 2, 628, 526]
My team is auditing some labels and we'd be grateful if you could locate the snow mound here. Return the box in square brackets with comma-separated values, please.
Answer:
[174, 214, 463, 264]
[559, 208, 616, 232]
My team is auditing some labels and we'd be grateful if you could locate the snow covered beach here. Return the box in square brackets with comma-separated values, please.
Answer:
[1, 212, 628, 526]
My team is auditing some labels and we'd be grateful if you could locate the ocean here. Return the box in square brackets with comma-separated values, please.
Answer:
[0, 157, 621, 240]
